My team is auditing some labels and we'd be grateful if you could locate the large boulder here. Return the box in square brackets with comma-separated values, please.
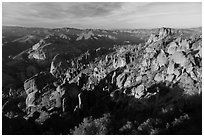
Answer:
[154, 73, 165, 82]
[50, 54, 70, 79]
[113, 56, 126, 69]
[179, 39, 189, 51]
[124, 75, 132, 88]
[170, 51, 187, 67]
[157, 49, 167, 67]
[25, 86, 63, 119]
[56, 83, 81, 99]
[25, 91, 38, 112]
[167, 61, 175, 75]
[56, 83, 81, 112]
[131, 84, 145, 99]
[116, 73, 127, 89]
[167, 42, 178, 54]
[158, 27, 173, 39]
[24, 72, 55, 95]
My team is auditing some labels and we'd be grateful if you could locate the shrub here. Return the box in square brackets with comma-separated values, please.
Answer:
[171, 114, 190, 127]
[137, 118, 161, 135]
[119, 121, 138, 135]
[70, 113, 111, 135]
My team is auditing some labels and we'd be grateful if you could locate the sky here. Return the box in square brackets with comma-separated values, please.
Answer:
[2, 2, 202, 29]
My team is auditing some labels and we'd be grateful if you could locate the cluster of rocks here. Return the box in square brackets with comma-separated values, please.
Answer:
[137, 28, 202, 96]
[69, 27, 202, 112]
[50, 47, 114, 81]
[2, 27, 202, 134]
[23, 72, 85, 123]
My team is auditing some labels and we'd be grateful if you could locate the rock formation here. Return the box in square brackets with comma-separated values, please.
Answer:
[2, 27, 202, 135]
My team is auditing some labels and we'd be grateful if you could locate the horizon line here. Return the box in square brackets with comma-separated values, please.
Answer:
[2, 25, 202, 31]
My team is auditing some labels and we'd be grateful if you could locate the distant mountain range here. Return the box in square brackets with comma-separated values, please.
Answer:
[2, 26, 201, 61]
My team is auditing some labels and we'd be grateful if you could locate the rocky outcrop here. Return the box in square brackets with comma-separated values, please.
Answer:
[22, 71, 86, 125]
[50, 54, 70, 79]
[27, 34, 80, 64]
[72, 28, 202, 113]
[3, 27, 202, 135]
[50, 48, 114, 82]
[24, 72, 55, 95]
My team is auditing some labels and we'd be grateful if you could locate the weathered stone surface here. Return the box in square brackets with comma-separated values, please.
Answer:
[24, 72, 55, 95]
[56, 83, 81, 99]
[179, 39, 189, 51]
[113, 57, 126, 69]
[157, 49, 167, 67]
[50, 54, 70, 79]
[159, 27, 172, 39]
[154, 73, 165, 82]
[26, 91, 38, 109]
[116, 73, 127, 89]
[165, 74, 174, 82]
[131, 84, 145, 99]
[124, 75, 132, 88]
[170, 52, 186, 66]
[167, 42, 178, 54]
[151, 59, 159, 72]
[167, 61, 175, 75]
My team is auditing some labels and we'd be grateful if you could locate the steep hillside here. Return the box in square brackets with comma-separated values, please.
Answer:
[2, 26, 153, 91]
[3, 26, 158, 61]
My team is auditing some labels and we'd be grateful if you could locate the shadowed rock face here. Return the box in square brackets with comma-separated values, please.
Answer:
[2, 27, 202, 135]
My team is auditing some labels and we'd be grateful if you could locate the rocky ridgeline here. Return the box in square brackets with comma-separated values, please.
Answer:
[27, 34, 80, 63]
[22, 27, 202, 118]
[73, 28, 201, 97]
[50, 47, 114, 81]
[65, 27, 202, 117]
[2, 27, 202, 134]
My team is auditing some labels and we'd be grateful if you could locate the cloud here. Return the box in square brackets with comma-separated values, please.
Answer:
[65, 2, 123, 18]
[2, 2, 202, 29]
[3, 2, 123, 19]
